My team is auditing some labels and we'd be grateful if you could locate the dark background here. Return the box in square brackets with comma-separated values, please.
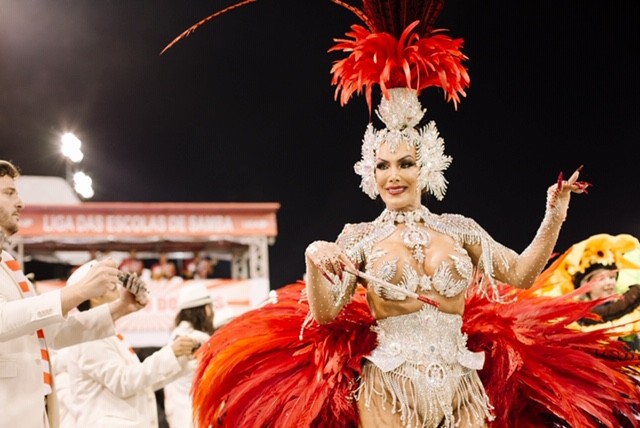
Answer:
[1, 1, 638, 288]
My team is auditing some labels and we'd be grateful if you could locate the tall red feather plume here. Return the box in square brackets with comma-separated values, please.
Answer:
[334, 0, 445, 36]
[330, 0, 469, 111]
[160, 0, 257, 55]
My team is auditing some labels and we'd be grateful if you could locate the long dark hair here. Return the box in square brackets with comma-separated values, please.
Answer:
[175, 304, 214, 335]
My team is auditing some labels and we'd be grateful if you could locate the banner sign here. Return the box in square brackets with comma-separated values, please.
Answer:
[17, 202, 279, 238]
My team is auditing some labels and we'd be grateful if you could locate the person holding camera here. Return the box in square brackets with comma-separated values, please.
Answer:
[1, 160, 150, 428]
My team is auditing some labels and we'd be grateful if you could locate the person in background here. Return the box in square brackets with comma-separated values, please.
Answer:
[541, 233, 640, 351]
[119, 249, 145, 276]
[1, 159, 145, 428]
[164, 283, 215, 428]
[65, 266, 197, 428]
[576, 264, 640, 350]
[182, 253, 201, 279]
[184, 253, 217, 280]
[195, 256, 216, 279]
[151, 252, 177, 280]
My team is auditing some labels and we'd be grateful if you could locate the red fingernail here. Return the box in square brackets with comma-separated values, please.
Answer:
[575, 181, 592, 193]
[556, 171, 564, 190]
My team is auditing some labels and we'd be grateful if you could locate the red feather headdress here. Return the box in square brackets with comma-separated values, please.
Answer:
[329, 0, 470, 112]
[160, 1, 469, 113]
[330, 1, 467, 201]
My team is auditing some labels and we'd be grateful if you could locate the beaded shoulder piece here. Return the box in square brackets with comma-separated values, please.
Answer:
[336, 211, 513, 296]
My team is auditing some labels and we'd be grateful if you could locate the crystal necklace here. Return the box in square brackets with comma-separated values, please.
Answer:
[376, 206, 432, 263]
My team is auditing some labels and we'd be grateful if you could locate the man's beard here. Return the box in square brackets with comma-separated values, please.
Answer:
[4, 223, 18, 236]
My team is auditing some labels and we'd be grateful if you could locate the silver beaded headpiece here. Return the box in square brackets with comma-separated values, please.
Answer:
[353, 88, 452, 200]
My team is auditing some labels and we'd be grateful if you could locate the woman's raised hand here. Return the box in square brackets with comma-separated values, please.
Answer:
[547, 166, 591, 220]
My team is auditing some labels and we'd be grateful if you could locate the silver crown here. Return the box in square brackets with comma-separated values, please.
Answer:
[354, 88, 452, 200]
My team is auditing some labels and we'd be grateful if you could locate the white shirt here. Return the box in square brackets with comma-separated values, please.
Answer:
[67, 334, 188, 428]
[163, 321, 211, 428]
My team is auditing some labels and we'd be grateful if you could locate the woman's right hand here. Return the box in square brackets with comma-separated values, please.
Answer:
[305, 240, 354, 284]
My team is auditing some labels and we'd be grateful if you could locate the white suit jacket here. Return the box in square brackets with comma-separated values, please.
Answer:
[66, 334, 187, 428]
[0, 262, 116, 428]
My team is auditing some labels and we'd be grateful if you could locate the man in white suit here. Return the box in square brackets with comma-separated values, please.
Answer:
[0, 160, 147, 428]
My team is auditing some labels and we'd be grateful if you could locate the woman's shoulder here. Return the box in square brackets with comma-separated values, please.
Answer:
[340, 220, 376, 233]
[335, 221, 377, 255]
[428, 211, 490, 242]
[337, 221, 378, 240]
[432, 211, 480, 228]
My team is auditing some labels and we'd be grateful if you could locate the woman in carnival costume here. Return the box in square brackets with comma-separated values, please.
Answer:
[539, 233, 640, 350]
[164, 1, 640, 427]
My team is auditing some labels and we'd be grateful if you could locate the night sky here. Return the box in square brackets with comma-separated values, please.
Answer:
[1, 1, 638, 288]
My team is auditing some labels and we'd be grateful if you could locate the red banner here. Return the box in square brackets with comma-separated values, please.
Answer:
[18, 202, 279, 238]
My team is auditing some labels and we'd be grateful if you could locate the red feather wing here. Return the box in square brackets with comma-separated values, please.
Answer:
[192, 282, 376, 428]
[465, 279, 640, 428]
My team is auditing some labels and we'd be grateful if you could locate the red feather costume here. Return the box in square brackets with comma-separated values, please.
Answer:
[192, 266, 640, 428]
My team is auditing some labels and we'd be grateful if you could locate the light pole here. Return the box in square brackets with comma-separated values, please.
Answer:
[60, 132, 94, 199]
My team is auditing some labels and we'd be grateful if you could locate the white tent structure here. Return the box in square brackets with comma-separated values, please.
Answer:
[16, 175, 81, 205]
[9, 175, 281, 345]
[11, 175, 279, 280]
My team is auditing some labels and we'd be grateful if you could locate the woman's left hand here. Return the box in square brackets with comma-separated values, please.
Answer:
[547, 166, 591, 219]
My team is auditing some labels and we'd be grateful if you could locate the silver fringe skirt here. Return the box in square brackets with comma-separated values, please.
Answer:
[358, 304, 494, 428]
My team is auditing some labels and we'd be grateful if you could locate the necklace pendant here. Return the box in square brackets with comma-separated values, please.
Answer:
[402, 225, 431, 248]
[376, 206, 433, 264]
[413, 245, 425, 263]
[402, 224, 430, 263]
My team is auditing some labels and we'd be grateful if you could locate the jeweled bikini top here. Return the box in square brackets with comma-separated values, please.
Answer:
[336, 206, 512, 300]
